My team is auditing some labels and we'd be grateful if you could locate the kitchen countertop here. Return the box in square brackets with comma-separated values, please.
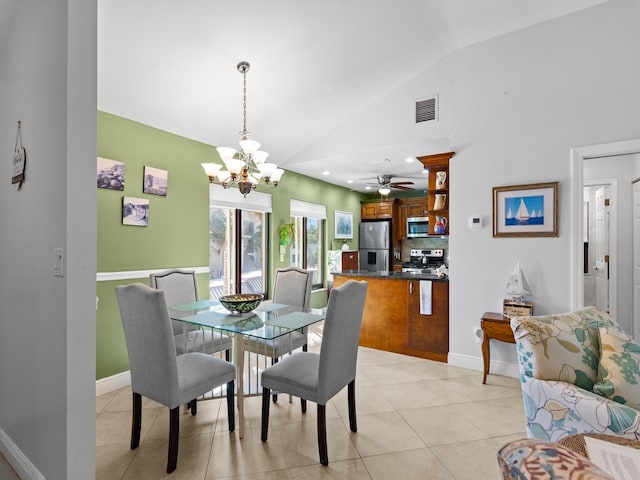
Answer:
[332, 270, 449, 282]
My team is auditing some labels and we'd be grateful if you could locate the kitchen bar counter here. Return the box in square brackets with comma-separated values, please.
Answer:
[333, 272, 449, 362]
[333, 270, 449, 282]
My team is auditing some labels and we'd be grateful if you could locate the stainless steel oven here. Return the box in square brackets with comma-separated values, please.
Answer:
[406, 216, 429, 238]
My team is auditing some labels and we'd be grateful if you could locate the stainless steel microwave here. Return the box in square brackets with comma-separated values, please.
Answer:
[407, 216, 429, 238]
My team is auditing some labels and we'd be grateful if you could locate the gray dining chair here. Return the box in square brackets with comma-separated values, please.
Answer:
[116, 283, 236, 473]
[150, 269, 232, 360]
[243, 267, 312, 400]
[260, 279, 368, 466]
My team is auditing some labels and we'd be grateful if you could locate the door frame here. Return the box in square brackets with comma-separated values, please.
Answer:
[571, 139, 640, 312]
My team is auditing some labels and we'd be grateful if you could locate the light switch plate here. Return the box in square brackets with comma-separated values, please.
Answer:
[53, 248, 64, 277]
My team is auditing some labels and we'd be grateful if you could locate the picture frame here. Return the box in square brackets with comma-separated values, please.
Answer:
[122, 196, 149, 227]
[335, 210, 353, 239]
[97, 157, 125, 191]
[143, 166, 168, 196]
[493, 181, 558, 237]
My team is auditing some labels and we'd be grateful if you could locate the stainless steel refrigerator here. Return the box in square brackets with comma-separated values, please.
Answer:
[359, 220, 391, 272]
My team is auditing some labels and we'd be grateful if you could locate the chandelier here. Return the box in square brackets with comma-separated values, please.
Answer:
[202, 61, 283, 197]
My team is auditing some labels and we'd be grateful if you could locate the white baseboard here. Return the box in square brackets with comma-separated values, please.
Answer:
[96, 370, 131, 396]
[447, 352, 519, 379]
[0, 429, 44, 480]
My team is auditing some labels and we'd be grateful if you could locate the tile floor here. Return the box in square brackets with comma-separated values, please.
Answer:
[95, 323, 526, 480]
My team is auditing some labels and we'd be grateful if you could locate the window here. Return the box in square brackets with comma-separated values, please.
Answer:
[209, 186, 271, 299]
[290, 200, 327, 288]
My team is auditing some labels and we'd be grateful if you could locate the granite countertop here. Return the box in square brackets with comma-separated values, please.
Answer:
[332, 270, 449, 282]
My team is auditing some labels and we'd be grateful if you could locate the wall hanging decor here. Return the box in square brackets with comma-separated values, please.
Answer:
[97, 157, 125, 191]
[493, 182, 558, 237]
[122, 196, 149, 226]
[335, 210, 353, 239]
[143, 166, 168, 196]
[12, 121, 26, 190]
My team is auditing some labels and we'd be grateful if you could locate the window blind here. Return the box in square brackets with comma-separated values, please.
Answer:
[209, 184, 272, 212]
[290, 199, 327, 219]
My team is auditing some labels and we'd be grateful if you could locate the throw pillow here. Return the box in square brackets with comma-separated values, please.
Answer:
[593, 326, 640, 409]
[511, 307, 606, 390]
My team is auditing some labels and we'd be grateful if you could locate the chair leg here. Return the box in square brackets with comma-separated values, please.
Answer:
[189, 398, 197, 416]
[303, 344, 308, 352]
[227, 380, 235, 432]
[271, 357, 278, 403]
[131, 392, 142, 450]
[348, 379, 357, 432]
[317, 404, 328, 466]
[167, 406, 179, 473]
[261, 387, 271, 442]
[301, 398, 307, 413]
[225, 348, 231, 362]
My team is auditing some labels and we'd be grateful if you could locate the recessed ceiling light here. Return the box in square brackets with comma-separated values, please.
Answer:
[405, 157, 416, 163]
[365, 186, 372, 190]
[322, 170, 330, 176]
[422, 169, 429, 174]
[346, 180, 354, 184]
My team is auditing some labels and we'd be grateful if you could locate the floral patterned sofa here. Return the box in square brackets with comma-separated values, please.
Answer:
[511, 306, 640, 442]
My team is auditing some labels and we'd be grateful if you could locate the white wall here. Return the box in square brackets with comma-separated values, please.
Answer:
[0, 0, 96, 478]
[301, 0, 640, 374]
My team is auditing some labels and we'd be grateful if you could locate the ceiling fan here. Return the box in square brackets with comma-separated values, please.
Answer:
[369, 174, 415, 195]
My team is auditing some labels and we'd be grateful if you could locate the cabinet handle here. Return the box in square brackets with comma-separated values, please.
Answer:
[409, 282, 413, 295]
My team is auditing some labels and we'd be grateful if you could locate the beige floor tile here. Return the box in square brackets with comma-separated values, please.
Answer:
[279, 417, 360, 468]
[102, 386, 163, 413]
[356, 347, 419, 366]
[363, 448, 455, 480]
[205, 426, 286, 479]
[398, 404, 489, 446]
[431, 434, 524, 480]
[145, 399, 222, 440]
[346, 411, 426, 457]
[361, 360, 474, 386]
[379, 380, 447, 410]
[215, 471, 289, 480]
[122, 433, 213, 480]
[331, 384, 396, 418]
[96, 444, 137, 480]
[285, 458, 372, 480]
[453, 395, 526, 437]
[96, 407, 163, 447]
[96, 389, 118, 414]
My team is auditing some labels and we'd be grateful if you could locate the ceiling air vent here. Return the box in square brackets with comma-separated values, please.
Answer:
[415, 95, 437, 124]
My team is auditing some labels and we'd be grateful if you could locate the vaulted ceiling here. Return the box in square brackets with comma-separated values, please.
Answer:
[97, 0, 607, 192]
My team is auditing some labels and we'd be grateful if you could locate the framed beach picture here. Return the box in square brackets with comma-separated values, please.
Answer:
[97, 157, 125, 191]
[335, 210, 353, 239]
[143, 166, 168, 196]
[493, 182, 558, 237]
[122, 196, 149, 227]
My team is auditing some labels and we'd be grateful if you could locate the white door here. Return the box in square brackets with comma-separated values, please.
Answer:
[594, 186, 610, 312]
[633, 181, 640, 340]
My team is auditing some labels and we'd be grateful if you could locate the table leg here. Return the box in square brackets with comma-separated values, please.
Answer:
[233, 334, 244, 439]
[481, 331, 490, 384]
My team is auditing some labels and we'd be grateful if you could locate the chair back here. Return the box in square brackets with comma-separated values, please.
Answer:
[150, 269, 199, 334]
[272, 267, 312, 309]
[317, 280, 368, 403]
[116, 283, 180, 407]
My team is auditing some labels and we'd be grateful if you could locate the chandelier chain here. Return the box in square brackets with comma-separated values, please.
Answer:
[241, 68, 248, 138]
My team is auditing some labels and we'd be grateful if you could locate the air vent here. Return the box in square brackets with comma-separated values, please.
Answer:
[415, 95, 437, 124]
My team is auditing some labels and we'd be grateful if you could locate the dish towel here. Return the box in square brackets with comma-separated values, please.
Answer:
[420, 280, 432, 315]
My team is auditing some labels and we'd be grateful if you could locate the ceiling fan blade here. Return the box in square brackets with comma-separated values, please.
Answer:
[390, 181, 415, 186]
[391, 185, 415, 191]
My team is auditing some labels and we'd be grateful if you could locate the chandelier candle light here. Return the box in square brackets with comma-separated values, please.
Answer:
[202, 61, 284, 197]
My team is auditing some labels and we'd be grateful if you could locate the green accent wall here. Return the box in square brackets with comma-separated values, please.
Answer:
[96, 111, 367, 379]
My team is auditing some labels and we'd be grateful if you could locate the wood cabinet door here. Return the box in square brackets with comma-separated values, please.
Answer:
[361, 203, 378, 219]
[377, 201, 394, 218]
[406, 200, 428, 217]
[341, 251, 359, 271]
[407, 280, 449, 355]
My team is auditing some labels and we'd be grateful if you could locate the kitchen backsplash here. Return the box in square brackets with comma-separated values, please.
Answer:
[400, 237, 449, 264]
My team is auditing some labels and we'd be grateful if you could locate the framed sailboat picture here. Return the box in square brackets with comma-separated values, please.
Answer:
[492, 182, 558, 237]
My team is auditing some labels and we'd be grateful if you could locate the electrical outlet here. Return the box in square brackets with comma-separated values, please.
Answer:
[53, 248, 64, 277]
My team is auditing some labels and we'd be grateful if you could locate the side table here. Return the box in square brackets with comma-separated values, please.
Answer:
[481, 311, 515, 384]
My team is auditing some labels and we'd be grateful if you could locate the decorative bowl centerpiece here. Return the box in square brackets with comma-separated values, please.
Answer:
[219, 293, 263, 314]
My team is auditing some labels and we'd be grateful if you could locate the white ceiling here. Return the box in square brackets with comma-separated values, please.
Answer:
[97, 0, 606, 193]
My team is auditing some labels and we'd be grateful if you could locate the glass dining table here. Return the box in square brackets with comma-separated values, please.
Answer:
[169, 299, 325, 438]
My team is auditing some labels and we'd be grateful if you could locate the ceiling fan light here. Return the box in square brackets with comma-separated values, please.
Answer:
[378, 186, 391, 196]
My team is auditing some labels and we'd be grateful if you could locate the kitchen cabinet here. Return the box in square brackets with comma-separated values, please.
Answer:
[417, 151, 454, 235]
[341, 251, 359, 272]
[407, 279, 449, 359]
[396, 198, 428, 239]
[332, 274, 448, 362]
[361, 200, 394, 220]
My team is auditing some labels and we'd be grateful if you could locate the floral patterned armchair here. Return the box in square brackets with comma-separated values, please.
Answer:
[511, 306, 640, 442]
